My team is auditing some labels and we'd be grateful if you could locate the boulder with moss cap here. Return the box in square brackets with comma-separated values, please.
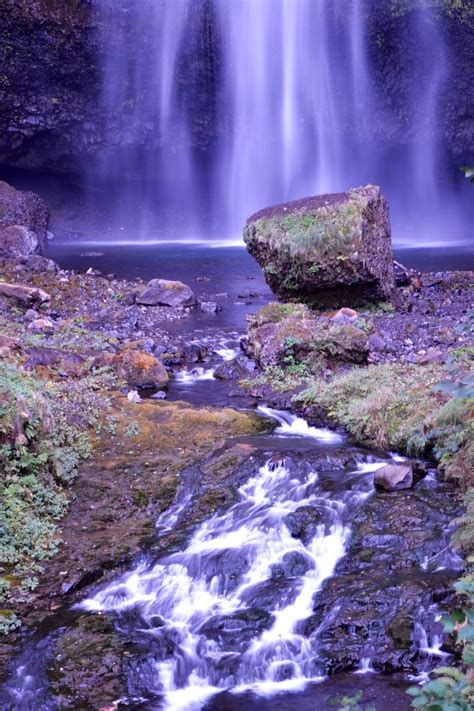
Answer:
[243, 185, 394, 306]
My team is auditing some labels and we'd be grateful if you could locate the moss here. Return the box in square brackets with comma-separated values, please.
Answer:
[390, 0, 473, 22]
[295, 359, 473, 486]
[250, 193, 366, 264]
[248, 301, 312, 328]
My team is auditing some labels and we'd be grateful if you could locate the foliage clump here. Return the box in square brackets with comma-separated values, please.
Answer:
[0, 358, 114, 631]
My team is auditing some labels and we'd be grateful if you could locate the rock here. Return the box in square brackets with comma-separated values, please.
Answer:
[0, 281, 50, 305]
[405, 352, 418, 364]
[28, 318, 55, 334]
[183, 343, 205, 363]
[200, 301, 221, 314]
[331, 307, 358, 325]
[368, 334, 387, 352]
[374, 463, 413, 491]
[24, 308, 38, 320]
[243, 185, 394, 305]
[0, 181, 49, 256]
[24, 254, 57, 272]
[246, 303, 368, 369]
[127, 390, 141, 403]
[214, 357, 255, 380]
[285, 505, 326, 544]
[417, 348, 447, 365]
[271, 551, 314, 578]
[136, 279, 197, 307]
[0, 225, 39, 259]
[114, 348, 169, 389]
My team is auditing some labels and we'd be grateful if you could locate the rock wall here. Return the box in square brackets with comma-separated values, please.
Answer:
[0, 0, 100, 172]
[0, 0, 472, 175]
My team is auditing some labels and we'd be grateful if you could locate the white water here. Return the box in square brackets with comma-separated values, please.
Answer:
[258, 406, 343, 444]
[175, 367, 216, 385]
[89, 1, 471, 244]
[79, 414, 384, 709]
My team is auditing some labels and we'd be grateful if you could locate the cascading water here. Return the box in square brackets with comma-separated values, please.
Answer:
[88, 0, 471, 244]
[78, 416, 380, 710]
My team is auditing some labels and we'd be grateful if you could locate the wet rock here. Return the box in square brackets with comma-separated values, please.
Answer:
[200, 301, 221, 314]
[214, 356, 255, 380]
[114, 348, 169, 389]
[374, 463, 413, 491]
[136, 278, 197, 307]
[244, 185, 394, 305]
[49, 615, 127, 710]
[285, 505, 325, 544]
[199, 608, 273, 649]
[271, 551, 314, 578]
[0, 280, 50, 304]
[183, 343, 205, 363]
[306, 484, 459, 675]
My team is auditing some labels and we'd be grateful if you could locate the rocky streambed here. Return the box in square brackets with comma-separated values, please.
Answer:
[0, 180, 472, 710]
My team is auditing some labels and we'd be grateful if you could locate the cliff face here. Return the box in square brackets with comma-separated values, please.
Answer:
[0, 0, 101, 172]
[0, 0, 472, 176]
[365, 2, 474, 158]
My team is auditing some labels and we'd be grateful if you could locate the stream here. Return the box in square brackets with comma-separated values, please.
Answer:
[0, 251, 463, 710]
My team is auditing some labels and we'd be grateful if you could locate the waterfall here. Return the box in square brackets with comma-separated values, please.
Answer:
[89, 1, 468, 244]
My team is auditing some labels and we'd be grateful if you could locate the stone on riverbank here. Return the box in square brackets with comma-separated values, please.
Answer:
[243, 185, 394, 306]
[375, 463, 413, 490]
[137, 278, 197, 307]
[0, 181, 49, 257]
[0, 280, 50, 304]
[113, 348, 169, 389]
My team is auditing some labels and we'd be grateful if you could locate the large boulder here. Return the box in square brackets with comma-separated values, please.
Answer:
[243, 185, 394, 306]
[136, 279, 197, 307]
[0, 181, 49, 257]
[374, 463, 413, 491]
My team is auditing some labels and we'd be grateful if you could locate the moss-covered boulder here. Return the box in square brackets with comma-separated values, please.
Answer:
[112, 347, 169, 389]
[243, 185, 394, 306]
[246, 302, 368, 369]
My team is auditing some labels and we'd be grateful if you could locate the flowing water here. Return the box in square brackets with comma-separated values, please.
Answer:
[73, 413, 388, 710]
[85, 0, 472, 244]
[0, 380, 461, 710]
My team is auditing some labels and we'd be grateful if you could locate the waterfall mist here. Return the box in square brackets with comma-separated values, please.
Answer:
[87, 0, 473, 246]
